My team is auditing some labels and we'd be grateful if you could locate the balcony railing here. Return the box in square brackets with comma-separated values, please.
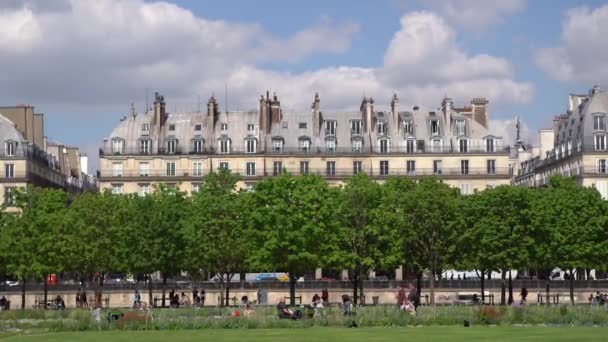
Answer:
[99, 167, 511, 180]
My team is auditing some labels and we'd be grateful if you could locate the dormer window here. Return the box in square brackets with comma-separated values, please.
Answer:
[352, 138, 363, 152]
[405, 139, 415, 153]
[169, 124, 175, 131]
[325, 120, 337, 135]
[112, 138, 124, 154]
[167, 139, 177, 154]
[485, 138, 495, 152]
[402, 120, 413, 136]
[379, 138, 390, 153]
[595, 134, 606, 151]
[458, 138, 468, 153]
[139, 139, 151, 154]
[351, 120, 362, 135]
[456, 120, 466, 136]
[142, 123, 150, 132]
[194, 124, 202, 131]
[594, 115, 606, 131]
[219, 138, 230, 154]
[431, 120, 440, 135]
[193, 139, 204, 153]
[377, 121, 387, 135]
[298, 137, 310, 153]
[272, 138, 284, 152]
[326, 139, 336, 153]
[221, 123, 228, 132]
[247, 124, 255, 133]
[5, 141, 17, 156]
[246, 138, 257, 154]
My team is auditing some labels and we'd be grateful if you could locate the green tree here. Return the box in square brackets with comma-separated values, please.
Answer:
[248, 173, 333, 306]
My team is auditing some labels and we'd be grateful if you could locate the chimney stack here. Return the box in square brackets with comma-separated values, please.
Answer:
[153, 92, 167, 126]
[390, 93, 399, 134]
[470, 97, 488, 128]
[360, 97, 374, 133]
[312, 92, 321, 136]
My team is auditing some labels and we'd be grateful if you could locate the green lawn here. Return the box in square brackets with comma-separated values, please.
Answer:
[2, 327, 607, 342]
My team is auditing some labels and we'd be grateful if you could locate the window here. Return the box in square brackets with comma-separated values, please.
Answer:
[326, 161, 336, 176]
[406, 160, 415, 175]
[594, 116, 606, 131]
[246, 162, 256, 176]
[281, 122, 288, 129]
[377, 121, 387, 135]
[353, 161, 362, 175]
[193, 139, 203, 153]
[461, 160, 469, 175]
[247, 124, 255, 133]
[219, 139, 230, 154]
[142, 123, 150, 132]
[167, 140, 177, 154]
[112, 139, 124, 154]
[272, 139, 284, 152]
[169, 124, 175, 131]
[379, 139, 390, 153]
[430, 138, 442, 152]
[140, 139, 151, 154]
[406, 139, 415, 153]
[595, 135, 606, 151]
[352, 139, 362, 152]
[598, 159, 607, 174]
[3, 187, 16, 205]
[325, 121, 337, 135]
[139, 162, 150, 177]
[326, 140, 336, 153]
[193, 162, 203, 176]
[166, 162, 176, 176]
[456, 120, 466, 136]
[219, 162, 229, 170]
[299, 138, 310, 153]
[112, 162, 123, 177]
[4, 141, 16, 156]
[138, 184, 150, 197]
[460, 183, 471, 195]
[433, 160, 442, 175]
[486, 138, 495, 153]
[273, 161, 283, 176]
[300, 161, 309, 175]
[246, 139, 257, 154]
[403, 120, 413, 135]
[430, 120, 440, 135]
[379, 160, 389, 176]
[194, 124, 202, 131]
[459, 139, 468, 153]
[299, 122, 307, 129]
[221, 123, 228, 131]
[111, 184, 123, 195]
[487, 160, 496, 175]
[192, 184, 200, 193]
[4, 164, 14, 178]
[351, 120, 362, 135]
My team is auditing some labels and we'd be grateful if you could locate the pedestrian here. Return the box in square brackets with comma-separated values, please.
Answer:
[341, 294, 352, 315]
[520, 287, 528, 305]
[133, 289, 141, 309]
[200, 289, 206, 307]
[82, 290, 88, 308]
[397, 286, 406, 308]
[407, 283, 419, 312]
[321, 288, 329, 304]
[76, 292, 81, 308]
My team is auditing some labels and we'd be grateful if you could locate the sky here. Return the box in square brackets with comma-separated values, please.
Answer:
[1, 0, 608, 173]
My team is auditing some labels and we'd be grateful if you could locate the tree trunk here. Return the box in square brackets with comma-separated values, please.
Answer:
[21, 278, 26, 310]
[508, 271, 513, 305]
[569, 269, 574, 305]
[416, 271, 423, 308]
[429, 267, 435, 305]
[289, 273, 296, 306]
[545, 280, 550, 305]
[359, 276, 364, 306]
[43, 277, 48, 310]
[148, 274, 153, 307]
[480, 270, 485, 304]
[352, 275, 358, 306]
[225, 278, 231, 307]
[161, 275, 167, 308]
[500, 270, 506, 305]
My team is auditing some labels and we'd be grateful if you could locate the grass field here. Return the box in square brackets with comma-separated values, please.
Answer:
[2, 327, 607, 342]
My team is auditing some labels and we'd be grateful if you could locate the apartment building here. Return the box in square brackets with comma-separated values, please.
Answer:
[514, 86, 608, 199]
[99, 92, 512, 195]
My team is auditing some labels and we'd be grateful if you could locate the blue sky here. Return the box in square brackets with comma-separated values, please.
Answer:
[1, 0, 608, 172]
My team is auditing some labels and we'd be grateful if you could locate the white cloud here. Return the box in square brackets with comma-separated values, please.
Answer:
[535, 5, 608, 82]
[414, 0, 526, 31]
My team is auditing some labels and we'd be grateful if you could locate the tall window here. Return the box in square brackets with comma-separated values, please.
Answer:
[300, 161, 309, 175]
[485, 138, 495, 153]
[299, 139, 310, 153]
[487, 160, 496, 175]
[139, 162, 150, 176]
[246, 162, 256, 176]
[193, 139, 203, 153]
[166, 162, 176, 176]
[379, 139, 390, 153]
[112, 139, 124, 154]
[4, 187, 16, 205]
[272, 139, 284, 152]
[456, 120, 466, 136]
[433, 160, 442, 175]
[4, 164, 14, 178]
[461, 160, 469, 175]
[219, 139, 230, 154]
[595, 135, 606, 151]
[140, 139, 151, 154]
[403, 120, 413, 135]
[352, 139, 362, 152]
[594, 116, 606, 131]
[273, 161, 283, 176]
[138, 184, 150, 197]
[459, 139, 468, 153]
[351, 120, 362, 135]
[193, 162, 202, 176]
[5, 141, 16, 156]
[167, 140, 177, 154]
[219, 162, 229, 170]
[598, 159, 607, 174]
[326, 161, 336, 176]
[353, 161, 362, 175]
[377, 121, 387, 135]
[326, 140, 336, 153]
[430, 120, 440, 135]
[325, 120, 337, 135]
[406, 160, 415, 175]
[460, 183, 471, 195]
[379, 160, 389, 176]
[430, 138, 442, 152]
[246, 139, 256, 154]
[406, 139, 415, 153]
[111, 184, 123, 195]
[112, 162, 123, 177]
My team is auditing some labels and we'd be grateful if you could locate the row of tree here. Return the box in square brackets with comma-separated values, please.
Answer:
[1, 171, 607, 309]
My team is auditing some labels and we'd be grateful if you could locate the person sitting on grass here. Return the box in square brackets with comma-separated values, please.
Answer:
[55, 295, 65, 310]
[277, 296, 302, 320]
[180, 292, 191, 307]
[342, 294, 352, 315]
